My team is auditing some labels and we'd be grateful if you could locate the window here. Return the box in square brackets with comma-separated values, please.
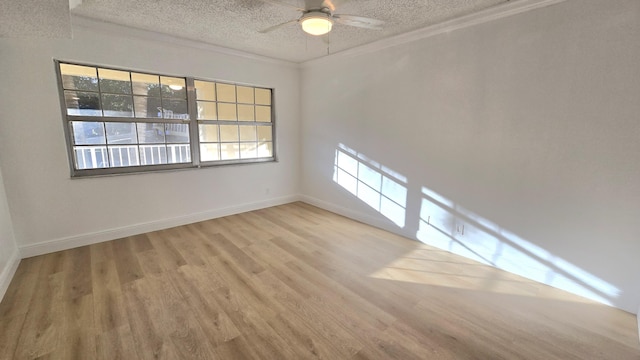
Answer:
[56, 61, 275, 177]
[195, 80, 273, 162]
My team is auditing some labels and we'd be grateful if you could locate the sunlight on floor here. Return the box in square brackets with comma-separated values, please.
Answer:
[369, 245, 600, 303]
[332, 143, 621, 306]
[416, 186, 620, 305]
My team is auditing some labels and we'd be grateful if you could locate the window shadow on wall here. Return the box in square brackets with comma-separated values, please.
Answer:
[332, 143, 620, 306]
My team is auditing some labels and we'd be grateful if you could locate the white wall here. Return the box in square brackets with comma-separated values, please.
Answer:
[0, 165, 19, 299]
[0, 18, 300, 256]
[301, 0, 640, 313]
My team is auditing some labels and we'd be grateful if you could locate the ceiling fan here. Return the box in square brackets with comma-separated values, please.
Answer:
[258, 0, 384, 36]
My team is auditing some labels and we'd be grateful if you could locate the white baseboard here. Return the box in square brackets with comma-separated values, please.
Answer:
[19, 195, 301, 258]
[0, 248, 21, 302]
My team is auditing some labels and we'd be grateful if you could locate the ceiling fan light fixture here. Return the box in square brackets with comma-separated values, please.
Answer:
[300, 13, 333, 36]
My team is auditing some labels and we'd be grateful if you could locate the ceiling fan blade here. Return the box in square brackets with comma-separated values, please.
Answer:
[256, 0, 304, 11]
[259, 19, 299, 33]
[332, 14, 384, 29]
[69, 0, 82, 10]
[304, 0, 349, 12]
[321, 0, 350, 12]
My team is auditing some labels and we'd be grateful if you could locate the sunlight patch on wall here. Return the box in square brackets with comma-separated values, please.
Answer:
[415, 186, 620, 306]
[333, 144, 407, 227]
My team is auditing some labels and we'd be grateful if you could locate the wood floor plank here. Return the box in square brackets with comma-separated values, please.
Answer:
[121, 281, 180, 360]
[265, 310, 347, 359]
[182, 223, 224, 258]
[207, 233, 265, 276]
[234, 212, 278, 242]
[172, 266, 241, 346]
[13, 272, 64, 359]
[91, 260, 128, 333]
[0, 313, 26, 359]
[90, 241, 115, 264]
[169, 227, 208, 267]
[145, 234, 187, 272]
[0, 257, 42, 319]
[207, 256, 280, 319]
[134, 249, 165, 277]
[243, 240, 396, 333]
[181, 224, 223, 258]
[63, 247, 93, 300]
[213, 336, 258, 360]
[1, 202, 639, 360]
[212, 216, 254, 248]
[111, 238, 144, 285]
[208, 286, 299, 359]
[50, 294, 96, 360]
[128, 233, 154, 253]
[254, 270, 363, 357]
[95, 325, 139, 360]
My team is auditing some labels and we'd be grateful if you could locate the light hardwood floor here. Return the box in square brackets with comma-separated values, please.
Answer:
[0, 202, 638, 359]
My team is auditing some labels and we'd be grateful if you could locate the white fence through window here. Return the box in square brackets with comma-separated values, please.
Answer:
[74, 144, 191, 169]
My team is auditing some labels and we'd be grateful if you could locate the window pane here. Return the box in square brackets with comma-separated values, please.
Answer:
[110, 145, 140, 167]
[237, 104, 254, 121]
[195, 80, 215, 101]
[106, 122, 137, 144]
[220, 125, 239, 142]
[165, 124, 190, 143]
[160, 76, 186, 98]
[131, 73, 160, 96]
[199, 124, 219, 142]
[71, 121, 105, 145]
[221, 143, 239, 160]
[200, 144, 220, 162]
[167, 144, 191, 164]
[257, 125, 272, 141]
[162, 99, 188, 119]
[255, 88, 271, 105]
[237, 86, 254, 104]
[98, 68, 132, 94]
[136, 123, 166, 143]
[256, 105, 271, 122]
[240, 143, 258, 159]
[197, 101, 217, 120]
[216, 83, 236, 102]
[257, 141, 273, 158]
[218, 103, 237, 121]
[74, 146, 108, 169]
[102, 94, 134, 117]
[139, 145, 167, 165]
[239, 125, 256, 142]
[60, 64, 98, 91]
[133, 96, 162, 118]
[65, 90, 101, 116]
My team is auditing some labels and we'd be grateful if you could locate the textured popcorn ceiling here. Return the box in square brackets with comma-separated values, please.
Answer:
[71, 0, 510, 62]
[0, 0, 71, 37]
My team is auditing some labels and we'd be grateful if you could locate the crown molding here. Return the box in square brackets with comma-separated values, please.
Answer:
[301, 0, 567, 68]
[70, 15, 300, 68]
